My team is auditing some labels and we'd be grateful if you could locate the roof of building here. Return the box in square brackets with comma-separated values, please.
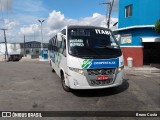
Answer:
[114, 25, 155, 32]
[141, 37, 160, 42]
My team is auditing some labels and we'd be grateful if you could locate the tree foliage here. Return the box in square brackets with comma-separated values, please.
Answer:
[154, 19, 160, 33]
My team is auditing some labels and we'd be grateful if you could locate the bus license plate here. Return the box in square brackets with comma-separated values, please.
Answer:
[97, 76, 109, 81]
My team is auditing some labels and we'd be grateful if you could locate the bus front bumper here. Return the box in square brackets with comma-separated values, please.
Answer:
[66, 70, 124, 90]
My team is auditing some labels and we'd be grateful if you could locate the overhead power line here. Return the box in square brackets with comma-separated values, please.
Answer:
[100, 0, 115, 28]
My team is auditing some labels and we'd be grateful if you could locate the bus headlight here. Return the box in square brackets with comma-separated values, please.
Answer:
[118, 66, 124, 72]
[69, 67, 84, 75]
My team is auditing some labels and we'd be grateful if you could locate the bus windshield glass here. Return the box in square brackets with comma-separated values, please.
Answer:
[68, 28, 122, 59]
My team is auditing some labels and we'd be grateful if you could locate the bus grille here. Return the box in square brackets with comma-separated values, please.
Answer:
[86, 68, 116, 86]
[87, 68, 115, 76]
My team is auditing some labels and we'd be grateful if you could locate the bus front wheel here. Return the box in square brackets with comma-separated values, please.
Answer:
[61, 72, 70, 92]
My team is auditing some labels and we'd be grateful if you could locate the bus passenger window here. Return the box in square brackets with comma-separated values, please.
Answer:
[59, 37, 66, 57]
[62, 40, 66, 57]
[54, 36, 59, 52]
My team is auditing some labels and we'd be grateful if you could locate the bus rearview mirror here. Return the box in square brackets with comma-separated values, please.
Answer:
[57, 33, 62, 41]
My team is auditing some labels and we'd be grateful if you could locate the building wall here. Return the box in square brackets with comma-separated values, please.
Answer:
[20, 41, 49, 58]
[118, 0, 160, 67]
[118, 28, 160, 67]
[119, 0, 160, 28]
[119, 28, 160, 46]
[0, 41, 49, 59]
[121, 47, 143, 67]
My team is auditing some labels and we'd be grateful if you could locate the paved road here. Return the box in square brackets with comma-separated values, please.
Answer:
[0, 62, 159, 120]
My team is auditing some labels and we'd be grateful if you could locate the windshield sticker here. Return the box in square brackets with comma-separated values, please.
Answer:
[82, 58, 119, 69]
[71, 30, 90, 36]
[95, 29, 111, 35]
[70, 39, 84, 47]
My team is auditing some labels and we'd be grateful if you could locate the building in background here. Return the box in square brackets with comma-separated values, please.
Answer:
[20, 41, 48, 59]
[0, 41, 48, 61]
[116, 0, 160, 67]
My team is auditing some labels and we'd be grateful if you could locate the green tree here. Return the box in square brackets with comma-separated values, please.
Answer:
[154, 19, 160, 33]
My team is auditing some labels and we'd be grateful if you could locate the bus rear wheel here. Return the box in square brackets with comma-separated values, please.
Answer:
[61, 72, 70, 92]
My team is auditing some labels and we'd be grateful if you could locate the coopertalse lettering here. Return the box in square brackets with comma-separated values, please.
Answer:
[94, 61, 116, 65]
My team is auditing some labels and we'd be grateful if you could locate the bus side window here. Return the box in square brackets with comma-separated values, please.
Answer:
[54, 36, 59, 52]
[51, 38, 54, 50]
[59, 37, 66, 57]
[62, 39, 66, 57]
[61, 29, 66, 35]
[49, 39, 54, 51]
[53, 37, 57, 51]
[48, 41, 51, 50]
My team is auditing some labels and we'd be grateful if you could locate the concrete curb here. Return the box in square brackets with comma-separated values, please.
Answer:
[19, 57, 49, 64]
[124, 66, 160, 73]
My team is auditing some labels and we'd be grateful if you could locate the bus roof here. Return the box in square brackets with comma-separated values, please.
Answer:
[59, 25, 111, 31]
[66, 25, 111, 30]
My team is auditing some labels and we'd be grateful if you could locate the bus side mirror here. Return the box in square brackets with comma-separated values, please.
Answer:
[115, 34, 121, 41]
[57, 33, 62, 41]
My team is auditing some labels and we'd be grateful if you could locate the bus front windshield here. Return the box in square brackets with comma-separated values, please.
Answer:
[68, 28, 122, 59]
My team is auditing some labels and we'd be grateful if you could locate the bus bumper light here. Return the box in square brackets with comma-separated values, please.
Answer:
[69, 67, 84, 75]
[118, 66, 124, 72]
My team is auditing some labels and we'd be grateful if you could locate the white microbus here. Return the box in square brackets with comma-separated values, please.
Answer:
[48, 26, 124, 92]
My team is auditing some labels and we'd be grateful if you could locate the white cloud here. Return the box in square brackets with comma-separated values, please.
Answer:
[46, 11, 106, 30]
[4, 19, 18, 29]
[0, 19, 18, 29]
[2, 10, 118, 43]
[19, 24, 39, 36]
[0, 19, 19, 43]
[47, 10, 66, 30]
[46, 10, 118, 36]
[0, 0, 119, 43]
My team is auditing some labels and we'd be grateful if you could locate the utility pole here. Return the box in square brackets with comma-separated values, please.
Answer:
[100, 0, 115, 28]
[38, 20, 45, 51]
[0, 28, 8, 61]
[38, 19, 45, 59]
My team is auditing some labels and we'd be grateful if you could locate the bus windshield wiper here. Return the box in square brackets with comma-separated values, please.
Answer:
[104, 46, 120, 51]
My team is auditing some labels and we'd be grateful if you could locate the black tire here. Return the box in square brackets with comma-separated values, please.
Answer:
[52, 69, 55, 72]
[61, 72, 70, 92]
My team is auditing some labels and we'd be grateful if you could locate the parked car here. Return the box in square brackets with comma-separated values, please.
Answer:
[8, 54, 22, 61]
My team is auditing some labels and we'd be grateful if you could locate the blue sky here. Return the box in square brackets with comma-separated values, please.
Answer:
[42, 0, 118, 18]
[0, 0, 119, 43]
